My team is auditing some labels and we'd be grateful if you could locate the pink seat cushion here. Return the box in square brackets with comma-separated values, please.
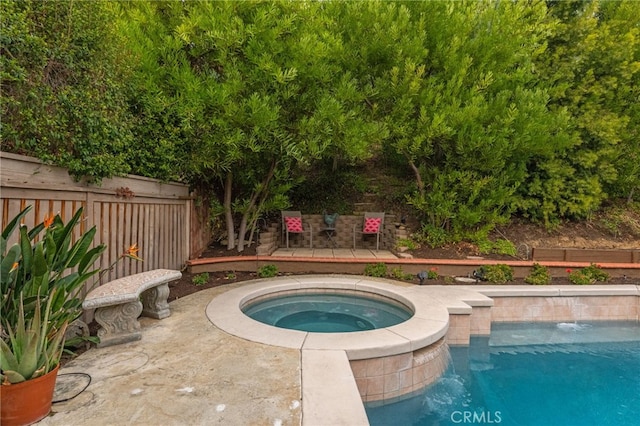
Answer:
[285, 216, 303, 232]
[363, 217, 382, 233]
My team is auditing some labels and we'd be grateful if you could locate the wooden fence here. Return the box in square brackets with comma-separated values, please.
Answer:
[1, 152, 209, 284]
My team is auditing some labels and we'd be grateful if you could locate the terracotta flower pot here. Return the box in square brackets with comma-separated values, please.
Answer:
[0, 365, 59, 426]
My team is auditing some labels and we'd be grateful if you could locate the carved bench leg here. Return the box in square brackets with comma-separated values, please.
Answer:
[141, 283, 171, 319]
[94, 301, 143, 348]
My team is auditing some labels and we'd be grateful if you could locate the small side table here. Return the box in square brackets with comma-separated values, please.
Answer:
[321, 228, 337, 248]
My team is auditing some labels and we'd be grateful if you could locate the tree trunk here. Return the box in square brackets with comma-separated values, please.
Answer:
[247, 189, 270, 247]
[224, 172, 235, 250]
[408, 158, 425, 197]
[236, 160, 277, 252]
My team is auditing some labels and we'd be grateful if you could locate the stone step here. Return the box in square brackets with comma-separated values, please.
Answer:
[395, 230, 409, 239]
[259, 233, 277, 244]
[256, 243, 276, 256]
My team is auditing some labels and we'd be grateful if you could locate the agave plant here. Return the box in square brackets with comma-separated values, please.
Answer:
[0, 292, 67, 384]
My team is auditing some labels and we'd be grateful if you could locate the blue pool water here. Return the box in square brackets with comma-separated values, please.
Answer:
[242, 293, 412, 332]
[367, 321, 640, 426]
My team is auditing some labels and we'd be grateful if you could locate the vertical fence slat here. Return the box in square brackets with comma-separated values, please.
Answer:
[118, 202, 126, 278]
[158, 204, 164, 269]
[152, 204, 159, 270]
[143, 203, 151, 271]
[24, 199, 36, 231]
[173, 204, 179, 266]
[133, 203, 142, 274]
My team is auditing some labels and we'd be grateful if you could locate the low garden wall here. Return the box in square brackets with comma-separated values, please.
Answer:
[532, 247, 640, 264]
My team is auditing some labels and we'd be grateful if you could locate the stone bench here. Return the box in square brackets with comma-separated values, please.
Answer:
[83, 269, 182, 348]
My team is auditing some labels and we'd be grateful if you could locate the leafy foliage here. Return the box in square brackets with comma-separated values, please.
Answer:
[525, 263, 552, 285]
[0, 294, 66, 383]
[3, 0, 638, 243]
[378, 1, 570, 235]
[478, 264, 514, 284]
[395, 238, 419, 251]
[115, 1, 385, 251]
[427, 268, 439, 280]
[567, 263, 609, 285]
[524, 0, 640, 222]
[1, 206, 106, 334]
[1, 206, 107, 383]
[567, 270, 594, 285]
[192, 273, 209, 286]
[477, 239, 517, 257]
[415, 224, 451, 249]
[364, 262, 388, 278]
[390, 267, 414, 281]
[1, 1, 133, 181]
[257, 264, 278, 278]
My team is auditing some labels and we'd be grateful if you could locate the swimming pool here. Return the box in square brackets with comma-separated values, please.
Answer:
[367, 321, 640, 425]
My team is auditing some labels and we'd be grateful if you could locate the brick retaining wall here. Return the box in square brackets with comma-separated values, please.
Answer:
[278, 214, 398, 250]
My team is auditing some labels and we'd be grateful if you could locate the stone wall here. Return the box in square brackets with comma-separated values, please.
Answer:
[278, 214, 398, 250]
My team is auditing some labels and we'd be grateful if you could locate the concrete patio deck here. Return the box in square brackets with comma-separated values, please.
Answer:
[41, 282, 303, 426]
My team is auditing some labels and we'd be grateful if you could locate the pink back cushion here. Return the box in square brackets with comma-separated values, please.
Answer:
[285, 216, 303, 232]
[363, 217, 382, 233]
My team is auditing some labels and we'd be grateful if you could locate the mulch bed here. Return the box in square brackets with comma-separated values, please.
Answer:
[168, 241, 635, 302]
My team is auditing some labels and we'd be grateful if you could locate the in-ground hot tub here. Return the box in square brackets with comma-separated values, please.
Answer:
[206, 275, 452, 402]
[242, 290, 413, 332]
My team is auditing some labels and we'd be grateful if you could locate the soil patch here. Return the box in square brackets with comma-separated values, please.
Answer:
[170, 265, 634, 303]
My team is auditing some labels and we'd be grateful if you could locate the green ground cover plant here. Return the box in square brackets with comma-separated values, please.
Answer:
[478, 264, 514, 284]
[390, 267, 414, 281]
[427, 268, 439, 280]
[395, 238, 419, 251]
[257, 265, 278, 278]
[364, 263, 388, 278]
[525, 263, 552, 285]
[192, 273, 209, 286]
[568, 264, 610, 285]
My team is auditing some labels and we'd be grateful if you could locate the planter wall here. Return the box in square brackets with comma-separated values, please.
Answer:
[532, 248, 640, 264]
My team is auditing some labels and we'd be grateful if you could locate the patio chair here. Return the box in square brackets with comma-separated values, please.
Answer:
[353, 212, 385, 251]
[281, 211, 313, 248]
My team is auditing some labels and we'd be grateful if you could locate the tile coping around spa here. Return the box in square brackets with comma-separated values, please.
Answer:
[205, 275, 472, 358]
[205, 277, 639, 426]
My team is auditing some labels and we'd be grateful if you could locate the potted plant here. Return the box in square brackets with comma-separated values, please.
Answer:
[1, 205, 106, 425]
[1, 293, 67, 425]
